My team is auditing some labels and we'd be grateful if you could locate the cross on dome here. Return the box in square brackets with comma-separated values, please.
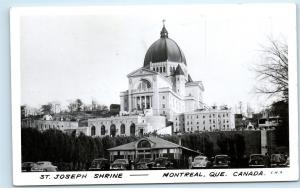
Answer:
[160, 19, 168, 38]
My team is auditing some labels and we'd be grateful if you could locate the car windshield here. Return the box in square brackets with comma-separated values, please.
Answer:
[155, 158, 167, 162]
[251, 155, 264, 161]
[271, 154, 285, 162]
[22, 162, 33, 167]
[216, 156, 228, 162]
[139, 158, 151, 163]
[114, 159, 127, 164]
[194, 157, 206, 162]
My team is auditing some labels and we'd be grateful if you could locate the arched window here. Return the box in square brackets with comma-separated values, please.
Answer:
[137, 140, 151, 148]
[130, 123, 135, 136]
[160, 67, 162, 73]
[163, 66, 166, 72]
[101, 125, 106, 135]
[91, 126, 96, 136]
[110, 124, 116, 137]
[137, 79, 151, 92]
[120, 124, 125, 134]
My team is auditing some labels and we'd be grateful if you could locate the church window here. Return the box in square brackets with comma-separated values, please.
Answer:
[163, 67, 166, 72]
[91, 126, 96, 136]
[101, 125, 106, 135]
[137, 140, 151, 148]
[160, 67, 162, 73]
[156, 67, 159, 72]
[162, 104, 165, 108]
[130, 123, 135, 136]
[120, 124, 125, 134]
[223, 114, 225, 117]
[137, 79, 151, 92]
[153, 68, 155, 71]
[163, 96, 165, 99]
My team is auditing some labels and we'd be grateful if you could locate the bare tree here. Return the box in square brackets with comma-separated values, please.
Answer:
[255, 38, 288, 101]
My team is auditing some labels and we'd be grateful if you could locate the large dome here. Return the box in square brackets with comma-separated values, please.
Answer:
[143, 25, 186, 68]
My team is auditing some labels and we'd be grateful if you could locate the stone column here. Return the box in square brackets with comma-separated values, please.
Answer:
[139, 96, 142, 110]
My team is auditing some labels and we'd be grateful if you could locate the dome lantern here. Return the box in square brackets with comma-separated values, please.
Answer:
[160, 19, 168, 38]
[143, 21, 187, 68]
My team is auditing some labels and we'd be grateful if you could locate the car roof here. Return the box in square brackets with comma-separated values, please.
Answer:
[93, 158, 108, 161]
[215, 155, 229, 157]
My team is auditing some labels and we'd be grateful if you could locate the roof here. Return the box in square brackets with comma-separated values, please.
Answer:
[188, 74, 193, 82]
[143, 25, 186, 68]
[107, 136, 199, 154]
[174, 65, 185, 76]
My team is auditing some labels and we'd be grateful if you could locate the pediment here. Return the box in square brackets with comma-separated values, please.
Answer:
[127, 67, 158, 78]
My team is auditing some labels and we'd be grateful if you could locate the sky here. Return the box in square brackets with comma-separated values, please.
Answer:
[19, 4, 294, 113]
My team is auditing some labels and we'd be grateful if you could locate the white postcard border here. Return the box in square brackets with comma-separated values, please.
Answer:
[10, 4, 298, 186]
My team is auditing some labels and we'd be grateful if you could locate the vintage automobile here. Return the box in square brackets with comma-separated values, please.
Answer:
[191, 156, 212, 169]
[283, 157, 290, 167]
[31, 161, 58, 172]
[212, 155, 231, 168]
[150, 157, 176, 170]
[110, 159, 130, 170]
[88, 158, 110, 171]
[22, 162, 37, 172]
[135, 158, 153, 170]
[270, 154, 287, 167]
[248, 154, 269, 168]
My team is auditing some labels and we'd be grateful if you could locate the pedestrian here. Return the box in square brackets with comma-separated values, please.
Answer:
[188, 156, 193, 169]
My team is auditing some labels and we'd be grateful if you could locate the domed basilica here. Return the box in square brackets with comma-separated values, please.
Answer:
[87, 23, 234, 137]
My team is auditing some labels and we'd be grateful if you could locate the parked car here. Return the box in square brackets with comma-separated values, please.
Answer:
[89, 158, 110, 171]
[191, 156, 211, 169]
[31, 161, 58, 172]
[212, 155, 231, 168]
[150, 157, 176, 170]
[283, 157, 290, 167]
[249, 154, 269, 168]
[135, 158, 153, 170]
[22, 162, 36, 172]
[270, 154, 287, 167]
[110, 159, 130, 170]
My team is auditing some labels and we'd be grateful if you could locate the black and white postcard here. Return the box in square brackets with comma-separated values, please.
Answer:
[10, 3, 298, 185]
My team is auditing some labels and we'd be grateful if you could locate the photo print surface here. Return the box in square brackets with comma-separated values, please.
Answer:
[10, 4, 298, 185]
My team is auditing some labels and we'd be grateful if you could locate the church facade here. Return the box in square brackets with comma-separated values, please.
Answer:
[87, 23, 234, 137]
